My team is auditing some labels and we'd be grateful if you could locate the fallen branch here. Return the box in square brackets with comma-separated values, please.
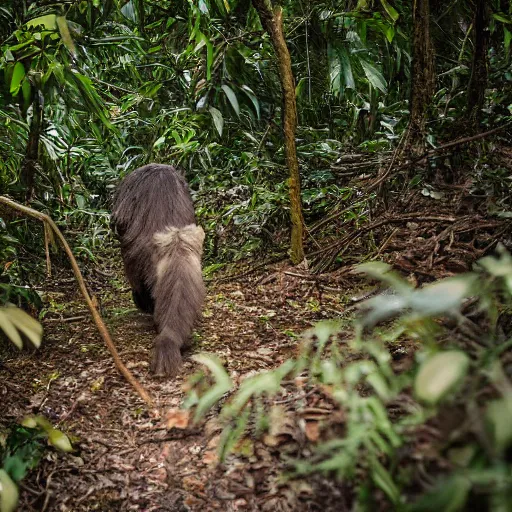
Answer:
[310, 213, 460, 272]
[368, 122, 512, 191]
[0, 195, 154, 408]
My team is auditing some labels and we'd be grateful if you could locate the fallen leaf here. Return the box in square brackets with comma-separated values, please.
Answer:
[203, 450, 218, 465]
[165, 409, 190, 429]
[304, 421, 320, 442]
[182, 476, 205, 493]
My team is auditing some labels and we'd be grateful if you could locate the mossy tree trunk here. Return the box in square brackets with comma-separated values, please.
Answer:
[251, 0, 305, 264]
[403, 0, 435, 158]
[466, 0, 489, 132]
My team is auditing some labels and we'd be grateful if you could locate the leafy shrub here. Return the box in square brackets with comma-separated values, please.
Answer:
[185, 248, 512, 510]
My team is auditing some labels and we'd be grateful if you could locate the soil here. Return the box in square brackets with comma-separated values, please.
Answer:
[1, 254, 362, 512]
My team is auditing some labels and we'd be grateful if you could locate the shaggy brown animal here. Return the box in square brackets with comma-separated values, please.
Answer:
[111, 164, 205, 376]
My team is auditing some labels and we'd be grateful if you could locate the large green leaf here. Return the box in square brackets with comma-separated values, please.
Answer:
[0, 306, 42, 349]
[9, 62, 25, 95]
[0, 470, 18, 512]
[340, 48, 355, 89]
[240, 85, 260, 119]
[414, 351, 470, 405]
[360, 59, 387, 93]
[25, 14, 57, 30]
[56, 16, 77, 57]
[221, 84, 240, 117]
[69, 71, 115, 131]
[209, 106, 224, 136]
[379, 0, 399, 22]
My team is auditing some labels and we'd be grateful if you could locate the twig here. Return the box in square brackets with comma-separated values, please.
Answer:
[371, 123, 512, 191]
[208, 255, 286, 283]
[44, 315, 87, 323]
[0, 195, 154, 408]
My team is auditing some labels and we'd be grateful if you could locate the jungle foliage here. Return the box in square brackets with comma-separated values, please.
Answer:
[0, 0, 510, 287]
[0, 0, 512, 510]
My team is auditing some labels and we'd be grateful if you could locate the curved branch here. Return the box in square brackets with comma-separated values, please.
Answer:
[0, 195, 154, 408]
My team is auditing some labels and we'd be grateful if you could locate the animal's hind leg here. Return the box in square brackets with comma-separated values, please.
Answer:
[132, 285, 155, 314]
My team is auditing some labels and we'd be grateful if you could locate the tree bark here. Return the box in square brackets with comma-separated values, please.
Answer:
[20, 91, 43, 201]
[403, 0, 435, 158]
[137, 0, 145, 35]
[251, 0, 305, 264]
[466, 0, 489, 132]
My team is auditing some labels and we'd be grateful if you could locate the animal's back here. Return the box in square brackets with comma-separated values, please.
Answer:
[111, 163, 197, 294]
[112, 164, 196, 240]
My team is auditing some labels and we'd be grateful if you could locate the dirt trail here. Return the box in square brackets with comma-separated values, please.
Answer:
[1, 258, 349, 511]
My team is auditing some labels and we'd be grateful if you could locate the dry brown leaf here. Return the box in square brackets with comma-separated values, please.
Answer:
[182, 476, 205, 493]
[165, 408, 190, 429]
[203, 450, 218, 465]
[304, 421, 320, 442]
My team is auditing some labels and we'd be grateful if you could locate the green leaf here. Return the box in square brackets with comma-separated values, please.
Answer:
[371, 458, 400, 504]
[194, 32, 213, 81]
[21, 78, 31, 111]
[121, 0, 136, 21]
[209, 106, 224, 137]
[221, 84, 240, 117]
[410, 475, 471, 512]
[223, 360, 295, 418]
[414, 351, 470, 405]
[384, 24, 395, 43]
[9, 62, 25, 96]
[69, 70, 115, 131]
[47, 429, 73, 452]
[0, 470, 18, 512]
[328, 45, 341, 95]
[191, 353, 233, 422]
[339, 48, 355, 89]
[0, 309, 23, 348]
[25, 14, 57, 30]
[355, 261, 411, 294]
[4, 306, 43, 348]
[360, 59, 387, 93]
[240, 85, 260, 119]
[409, 275, 477, 316]
[153, 136, 166, 148]
[503, 27, 512, 55]
[379, 0, 399, 22]
[56, 16, 77, 57]
[493, 13, 512, 24]
[504, 27, 512, 55]
[485, 394, 512, 453]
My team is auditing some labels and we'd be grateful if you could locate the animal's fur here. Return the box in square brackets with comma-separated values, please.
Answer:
[111, 164, 205, 376]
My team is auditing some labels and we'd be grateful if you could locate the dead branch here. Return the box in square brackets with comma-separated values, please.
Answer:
[368, 122, 512, 191]
[0, 195, 154, 408]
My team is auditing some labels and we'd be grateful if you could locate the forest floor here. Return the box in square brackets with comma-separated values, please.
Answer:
[3, 148, 512, 511]
[2, 252, 373, 512]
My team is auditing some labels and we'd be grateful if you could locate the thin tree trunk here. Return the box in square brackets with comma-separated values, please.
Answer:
[466, 0, 489, 132]
[403, 0, 435, 158]
[137, 0, 145, 35]
[251, 0, 305, 264]
[20, 92, 43, 200]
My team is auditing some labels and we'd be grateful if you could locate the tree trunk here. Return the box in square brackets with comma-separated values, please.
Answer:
[403, 0, 435, 158]
[137, 0, 145, 35]
[20, 91, 43, 201]
[466, 0, 489, 132]
[251, 0, 305, 264]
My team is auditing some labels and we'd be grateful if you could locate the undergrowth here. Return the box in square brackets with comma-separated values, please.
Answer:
[185, 247, 512, 510]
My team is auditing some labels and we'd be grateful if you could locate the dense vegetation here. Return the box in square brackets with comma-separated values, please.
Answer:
[1, 0, 512, 510]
